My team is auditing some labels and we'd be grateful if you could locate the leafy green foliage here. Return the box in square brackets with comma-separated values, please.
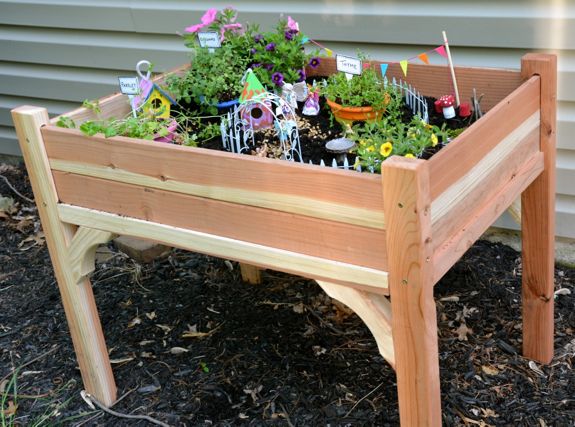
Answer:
[250, 19, 316, 88]
[167, 43, 248, 115]
[321, 65, 398, 113]
[350, 118, 450, 173]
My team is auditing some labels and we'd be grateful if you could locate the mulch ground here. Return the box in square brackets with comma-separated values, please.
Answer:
[0, 162, 574, 426]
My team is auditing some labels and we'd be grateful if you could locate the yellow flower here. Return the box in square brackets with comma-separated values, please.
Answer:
[367, 145, 375, 152]
[431, 133, 438, 147]
[404, 153, 415, 158]
[380, 141, 393, 157]
[359, 139, 366, 146]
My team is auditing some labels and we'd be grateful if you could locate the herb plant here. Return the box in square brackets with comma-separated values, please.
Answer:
[321, 64, 398, 113]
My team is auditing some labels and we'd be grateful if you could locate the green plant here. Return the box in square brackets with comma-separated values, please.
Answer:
[350, 117, 450, 173]
[1, 370, 18, 427]
[321, 64, 399, 114]
[249, 17, 317, 88]
[56, 103, 195, 145]
[167, 42, 249, 114]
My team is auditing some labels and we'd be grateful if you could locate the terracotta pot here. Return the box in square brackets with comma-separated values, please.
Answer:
[326, 97, 387, 125]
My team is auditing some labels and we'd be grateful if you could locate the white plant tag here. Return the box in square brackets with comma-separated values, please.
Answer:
[336, 55, 362, 76]
[118, 77, 139, 95]
[197, 31, 221, 49]
[345, 73, 353, 81]
[118, 76, 140, 117]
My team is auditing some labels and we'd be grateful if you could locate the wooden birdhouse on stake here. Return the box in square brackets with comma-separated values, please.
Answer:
[132, 60, 175, 119]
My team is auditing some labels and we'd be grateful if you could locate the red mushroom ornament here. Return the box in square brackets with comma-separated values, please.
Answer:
[439, 94, 456, 119]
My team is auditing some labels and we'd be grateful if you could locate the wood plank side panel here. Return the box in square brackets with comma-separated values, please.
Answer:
[309, 58, 522, 111]
[52, 171, 388, 272]
[58, 204, 389, 293]
[428, 76, 540, 200]
[432, 114, 540, 252]
[433, 152, 544, 284]
[42, 126, 385, 229]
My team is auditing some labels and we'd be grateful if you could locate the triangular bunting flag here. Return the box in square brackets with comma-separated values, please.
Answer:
[418, 53, 430, 64]
[380, 63, 389, 78]
[325, 48, 333, 57]
[239, 70, 266, 103]
[400, 60, 408, 77]
[435, 45, 448, 58]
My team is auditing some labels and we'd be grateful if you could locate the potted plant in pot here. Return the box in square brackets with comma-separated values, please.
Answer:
[321, 63, 400, 126]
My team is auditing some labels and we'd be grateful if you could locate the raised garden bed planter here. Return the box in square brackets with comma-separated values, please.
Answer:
[11, 53, 556, 426]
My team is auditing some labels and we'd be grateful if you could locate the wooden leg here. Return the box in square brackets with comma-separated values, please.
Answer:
[239, 263, 262, 284]
[382, 157, 441, 426]
[11, 107, 117, 406]
[520, 54, 557, 364]
[316, 280, 395, 367]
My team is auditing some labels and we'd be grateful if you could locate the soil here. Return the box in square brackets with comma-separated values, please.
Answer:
[174, 91, 472, 168]
[1, 163, 574, 426]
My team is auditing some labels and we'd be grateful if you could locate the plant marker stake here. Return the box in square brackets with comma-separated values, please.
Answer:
[442, 31, 461, 107]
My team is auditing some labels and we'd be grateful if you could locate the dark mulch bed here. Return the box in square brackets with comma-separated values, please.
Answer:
[1, 163, 574, 426]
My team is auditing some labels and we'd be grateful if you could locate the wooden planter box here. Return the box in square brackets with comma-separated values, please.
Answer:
[11, 53, 556, 425]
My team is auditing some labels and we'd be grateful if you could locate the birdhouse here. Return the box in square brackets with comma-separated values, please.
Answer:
[134, 81, 176, 119]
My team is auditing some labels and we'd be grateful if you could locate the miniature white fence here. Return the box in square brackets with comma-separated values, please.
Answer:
[385, 77, 429, 123]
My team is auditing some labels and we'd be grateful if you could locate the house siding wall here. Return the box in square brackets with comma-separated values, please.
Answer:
[1, 1, 574, 238]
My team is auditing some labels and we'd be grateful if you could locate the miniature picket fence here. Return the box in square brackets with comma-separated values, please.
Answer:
[384, 76, 429, 123]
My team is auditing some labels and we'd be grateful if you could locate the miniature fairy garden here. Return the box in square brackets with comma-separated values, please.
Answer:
[57, 7, 482, 173]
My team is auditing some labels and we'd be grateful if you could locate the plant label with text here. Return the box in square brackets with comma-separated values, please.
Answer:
[336, 55, 362, 76]
[197, 32, 221, 49]
[118, 77, 140, 95]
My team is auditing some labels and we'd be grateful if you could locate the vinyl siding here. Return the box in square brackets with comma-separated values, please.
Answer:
[1, 0, 574, 238]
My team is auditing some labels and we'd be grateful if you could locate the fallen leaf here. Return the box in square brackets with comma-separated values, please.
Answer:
[138, 384, 160, 394]
[140, 352, 155, 358]
[169, 346, 189, 354]
[0, 196, 16, 215]
[182, 322, 223, 339]
[110, 356, 134, 364]
[481, 365, 499, 376]
[455, 323, 472, 341]
[156, 324, 173, 333]
[528, 360, 545, 377]
[312, 345, 327, 356]
[145, 311, 157, 320]
[292, 302, 305, 314]
[139, 340, 154, 346]
[440, 295, 460, 302]
[127, 316, 141, 328]
[554, 288, 571, 297]
[18, 231, 45, 250]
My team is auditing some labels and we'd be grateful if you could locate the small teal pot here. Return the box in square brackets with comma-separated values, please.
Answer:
[199, 96, 239, 114]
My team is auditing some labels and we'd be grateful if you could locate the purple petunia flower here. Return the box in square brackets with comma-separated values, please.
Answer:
[250, 48, 257, 55]
[284, 30, 294, 41]
[271, 72, 284, 86]
[251, 62, 262, 68]
[264, 63, 274, 71]
[308, 57, 321, 69]
[265, 43, 276, 51]
[254, 34, 264, 43]
[297, 69, 306, 82]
